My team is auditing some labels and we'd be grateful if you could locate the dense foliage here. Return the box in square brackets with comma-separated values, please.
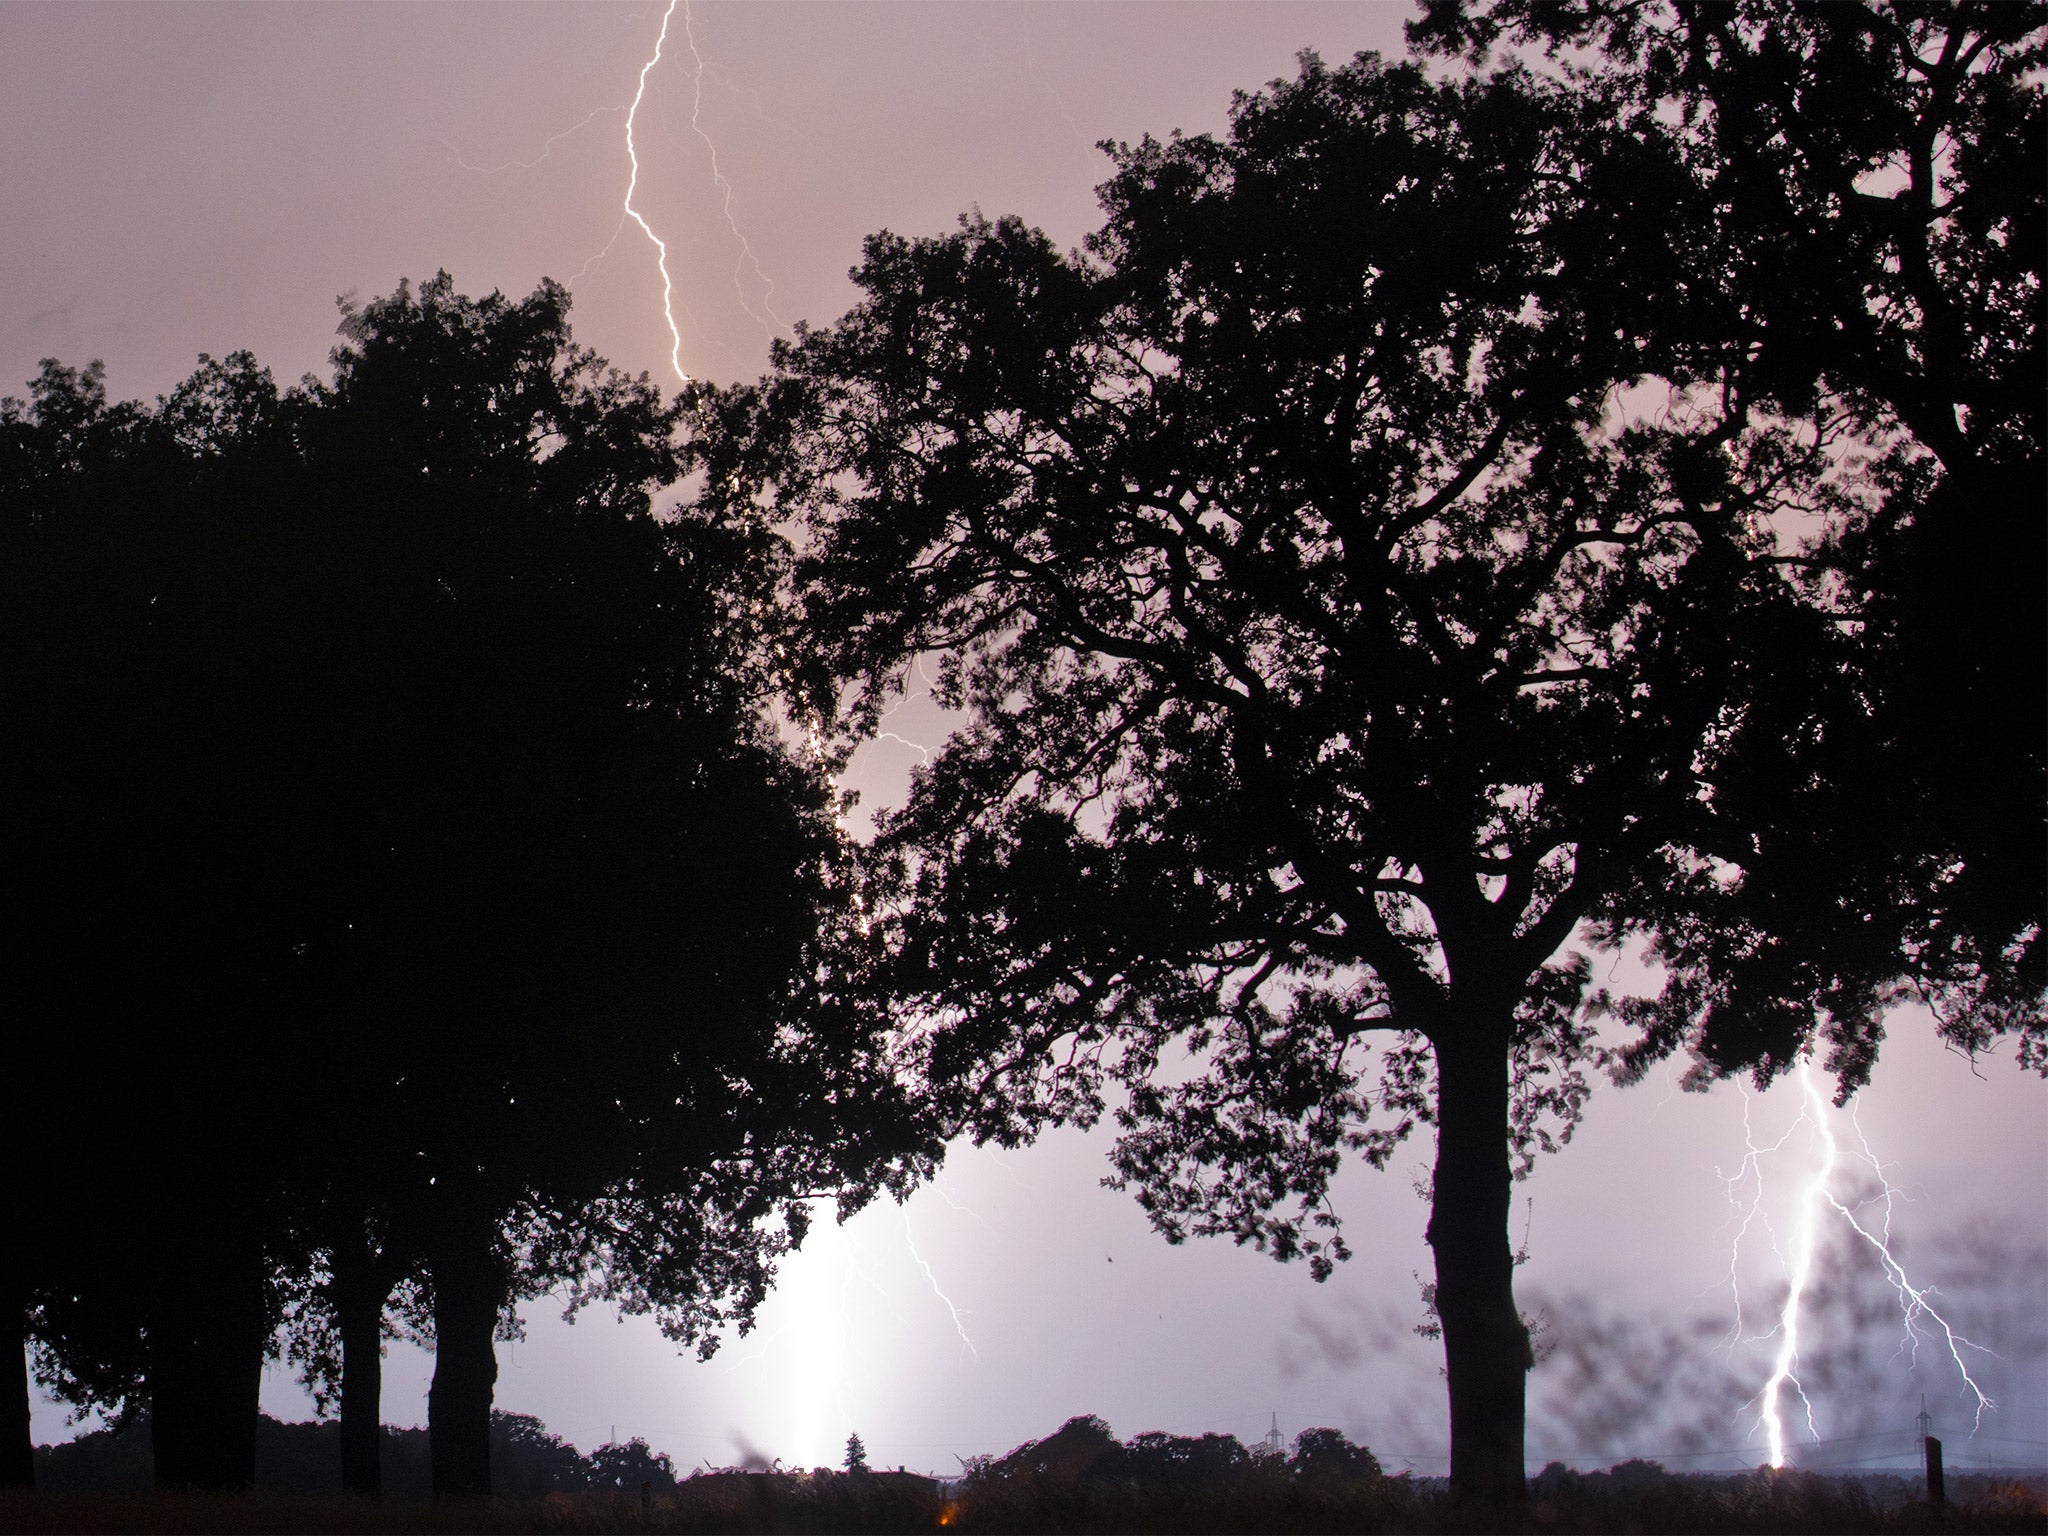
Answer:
[689, 4, 2043, 1505]
[0, 278, 926, 1497]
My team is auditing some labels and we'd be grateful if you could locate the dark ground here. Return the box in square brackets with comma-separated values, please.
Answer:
[12, 1414, 2043, 1533]
[2, 1469, 2042, 1534]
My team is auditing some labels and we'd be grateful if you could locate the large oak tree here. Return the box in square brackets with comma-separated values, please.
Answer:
[694, 38, 2039, 1504]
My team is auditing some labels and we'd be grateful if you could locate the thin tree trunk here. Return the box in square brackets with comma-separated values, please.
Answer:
[427, 1216, 503, 1500]
[2, 1291, 31, 1490]
[331, 1240, 392, 1498]
[1429, 1021, 1530, 1508]
[150, 1229, 265, 1492]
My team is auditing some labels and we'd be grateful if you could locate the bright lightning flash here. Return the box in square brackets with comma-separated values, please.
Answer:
[624, 0, 690, 385]
[1750, 1068, 1835, 1467]
[1724, 1060, 1995, 1468]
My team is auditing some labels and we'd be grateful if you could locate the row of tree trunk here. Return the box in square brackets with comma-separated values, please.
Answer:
[2, 1224, 507, 1498]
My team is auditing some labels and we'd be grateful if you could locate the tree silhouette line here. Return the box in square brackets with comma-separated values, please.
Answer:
[1, 0, 2040, 1512]
[0, 278, 932, 1497]
[32, 1410, 681, 1499]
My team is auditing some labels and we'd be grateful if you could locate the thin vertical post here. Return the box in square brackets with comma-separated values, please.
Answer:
[1924, 1435, 1945, 1515]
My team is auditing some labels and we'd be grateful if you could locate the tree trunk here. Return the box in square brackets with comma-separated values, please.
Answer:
[331, 1242, 392, 1498]
[2, 1292, 31, 1490]
[150, 1230, 266, 1492]
[1428, 1021, 1529, 1508]
[427, 1216, 503, 1500]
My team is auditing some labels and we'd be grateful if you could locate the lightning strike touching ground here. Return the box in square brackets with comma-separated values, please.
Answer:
[1726, 1060, 1996, 1468]
[1833, 1101, 1996, 1429]
[681, 1, 785, 337]
[902, 1208, 980, 1361]
[1752, 1066, 1835, 1468]
[624, 0, 690, 385]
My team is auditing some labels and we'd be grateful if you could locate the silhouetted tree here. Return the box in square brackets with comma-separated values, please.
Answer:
[1096, 1431, 1252, 1492]
[1288, 1427, 1382, 1487]
[1406, 1, 2046, 1077]
[0, 349, 309, 1491]
[1, 279, 927, 1497]
[271, 274, 918, 1498]
[691, 38, 2038, 1507]
[587, 1436, 680, 1496]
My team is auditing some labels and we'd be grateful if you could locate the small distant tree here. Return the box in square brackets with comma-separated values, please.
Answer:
[1289, 1427, 1382, 1487]
[844, 1432, 869, 1474]
[587, 1436, 680, 1495]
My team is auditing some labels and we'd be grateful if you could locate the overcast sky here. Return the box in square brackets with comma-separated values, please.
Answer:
[7, 0, 2043, 1480]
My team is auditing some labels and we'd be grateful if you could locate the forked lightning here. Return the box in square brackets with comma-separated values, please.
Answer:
[1726, 1061, 1994, 1467]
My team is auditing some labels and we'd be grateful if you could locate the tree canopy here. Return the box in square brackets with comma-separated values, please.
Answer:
[1, 276, 927, 1495]
[692, 25, 2041, 1503]
[1407, 1, 2046, 1076]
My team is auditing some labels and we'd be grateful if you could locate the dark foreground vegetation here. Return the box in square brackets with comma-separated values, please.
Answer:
[3, 1411, 2042, 1533]
[2, 276, 931, 1500]
[3, 0, 2042, 1515]
[31, 1411, 682, 1498]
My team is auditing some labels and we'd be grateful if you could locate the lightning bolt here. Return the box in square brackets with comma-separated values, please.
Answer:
[624, 0, 690, 385]
[871, 731, 931, 762]
[448, 5, 790, 385]
[847, 655, 943, 773]
[443, 106, 626, 175]
[1833, 1100, 1995, 1430]
[1724, 1060, 1996, 1468]
[1717, 1091, 1800, 1359]
[681, 1, 785, 337]
[901, 1207, 980, 1361]
[1751, 1067, 1834, 1467]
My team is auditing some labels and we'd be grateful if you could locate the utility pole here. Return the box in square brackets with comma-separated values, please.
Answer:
[1262, 1413, 1284, 1457]
[1918, 1396, 1945, 1516]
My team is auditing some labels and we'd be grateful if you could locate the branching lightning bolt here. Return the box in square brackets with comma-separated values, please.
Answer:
[902, 1208, 979, 1361]
[444, 106, 626, 174]
[1724, 1060, 1996, 1468]
[847, 655, 942, 774]
[1833, 1101, 1995, 1429]
[448, 4, 791, 386]
[681, 1, 784, 337]
[624, 0, 690, 385]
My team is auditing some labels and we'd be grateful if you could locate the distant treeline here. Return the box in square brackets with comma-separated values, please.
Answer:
[944, 1415, 2043, 1534]
[16, 1411, 2046, 1533]
[963, 1414, 1385, 1493]
[35, 1411, 679, 1499]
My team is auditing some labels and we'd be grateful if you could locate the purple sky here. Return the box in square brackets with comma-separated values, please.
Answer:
[7, 0, 2043, 1479]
